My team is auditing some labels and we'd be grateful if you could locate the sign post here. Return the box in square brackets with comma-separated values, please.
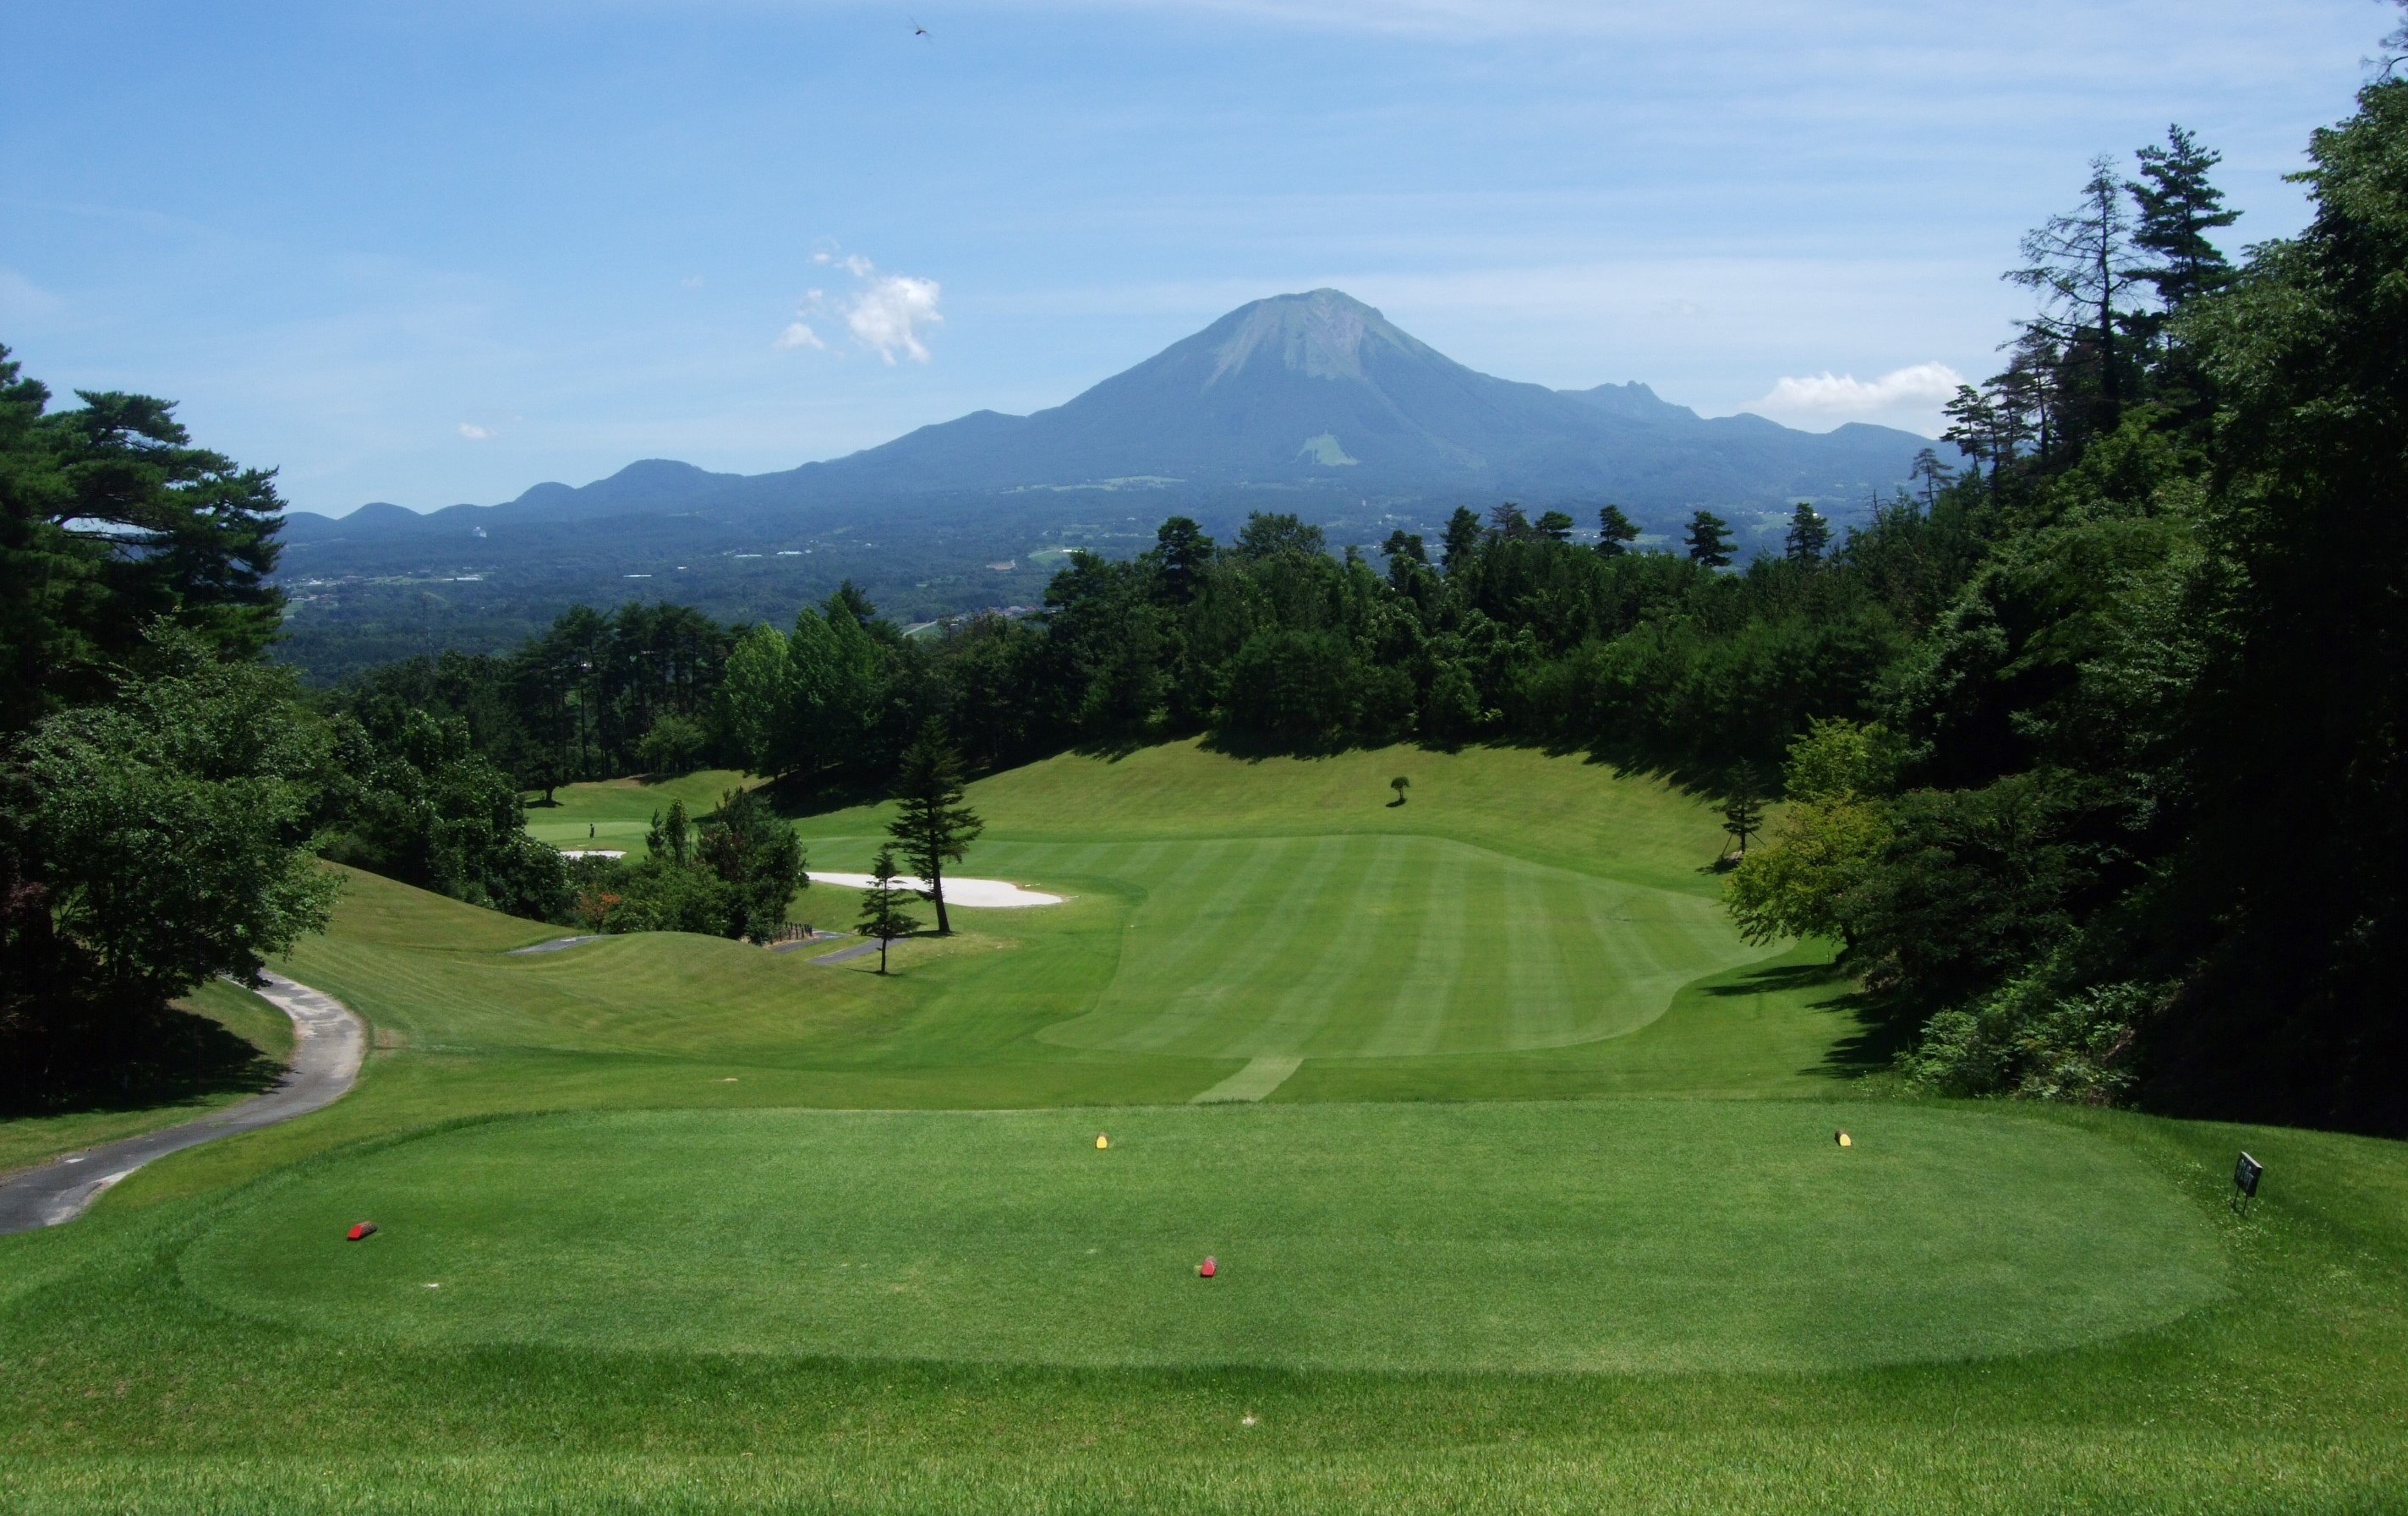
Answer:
[2231, 1152, 2264, 1217]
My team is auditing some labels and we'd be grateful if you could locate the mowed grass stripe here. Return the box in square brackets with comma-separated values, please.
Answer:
[1244, 834, 1416, 1059]
[1184, 835, 1355, 1056]
[1047, 838, 1313, 1054]
[1357, 839, 1472, 1059]
[1499, 846, 1572, 1050]
[1036, 835, 1776, 1059]
[1104, 838, 1289, 1011]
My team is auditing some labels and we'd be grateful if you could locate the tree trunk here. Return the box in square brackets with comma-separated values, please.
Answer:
[928, 857, 950, 935]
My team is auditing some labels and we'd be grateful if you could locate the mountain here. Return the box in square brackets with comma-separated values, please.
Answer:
[270, 290, 1945, 678]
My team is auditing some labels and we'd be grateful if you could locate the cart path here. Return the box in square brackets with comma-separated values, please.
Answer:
[0, 972, 365, 1236]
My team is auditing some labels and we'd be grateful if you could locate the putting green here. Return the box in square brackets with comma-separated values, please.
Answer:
[182, 1100, 2224, 1374]
[1003, 835, 1755, 1058]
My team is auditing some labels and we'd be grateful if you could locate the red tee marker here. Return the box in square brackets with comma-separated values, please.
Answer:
[346, 1222, 378, 1241]
[1197, 1255, 1217, 1278]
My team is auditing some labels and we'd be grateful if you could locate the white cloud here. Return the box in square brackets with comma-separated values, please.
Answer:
[846, 275, 943, 364]
[1748, 362, 1964, 425]
[457, 421, 495, 440]
[780, 249, 944, 364]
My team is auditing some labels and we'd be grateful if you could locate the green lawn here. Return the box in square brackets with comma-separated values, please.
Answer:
[2, 741, 2404, 1512]
[524, 767, 756, 853]
[183, 1102, 2222, 1374]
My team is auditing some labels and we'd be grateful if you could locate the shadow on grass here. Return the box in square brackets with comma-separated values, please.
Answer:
[0, 1004, 285, 1120]
[1183, 725, 1763, 802]
[1699, 957, 1909, 1081]
[755, 772, 894, 822]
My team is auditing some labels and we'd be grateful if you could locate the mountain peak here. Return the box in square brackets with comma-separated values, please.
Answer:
[1206, 288, 1420, 386]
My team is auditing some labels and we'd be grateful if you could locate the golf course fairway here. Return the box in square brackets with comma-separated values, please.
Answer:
[4, 741, 2405, 1513]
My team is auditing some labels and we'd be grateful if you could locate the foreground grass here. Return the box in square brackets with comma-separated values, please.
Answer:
[182, 1102, 2222, 1373]
[3, 742, 2405, 1510]
[1, 1109, 2401, 1513]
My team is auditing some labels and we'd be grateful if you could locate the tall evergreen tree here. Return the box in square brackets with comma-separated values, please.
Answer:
[853, 845, 921, 974]
[1147, 516, 1214, 605]
[1909, 448, 1956, 510]
[1440, 506, 1484, 572]
[2008, 156, 2146, 431]
[1595, 504, 1641, 556]
[2130, 124, 2239, 312]
[1721, 763, 1767, 857]
[886, 723, 984, 934]
[1785, 503, 1831, 563]
[0, 357, 287, 732]
[1684, 510, 1734, 568]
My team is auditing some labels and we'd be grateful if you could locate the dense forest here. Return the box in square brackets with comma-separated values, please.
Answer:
[7, 85, 2408, 1133]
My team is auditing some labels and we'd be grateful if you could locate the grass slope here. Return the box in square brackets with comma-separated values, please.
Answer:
[794, 739, 1732, 894]
[2, 743, 2404, 1511]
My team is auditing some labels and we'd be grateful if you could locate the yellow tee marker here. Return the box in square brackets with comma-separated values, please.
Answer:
[1096, 1133, 1109, 1150]
[1836, 1130, 1853, 1147]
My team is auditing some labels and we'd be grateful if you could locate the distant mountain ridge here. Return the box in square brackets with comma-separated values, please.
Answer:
[271, 290, 1950, 680]
[282, 288, 1935, 545]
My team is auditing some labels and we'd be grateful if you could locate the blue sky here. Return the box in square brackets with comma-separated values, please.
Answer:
[1, 1, 2389, 516]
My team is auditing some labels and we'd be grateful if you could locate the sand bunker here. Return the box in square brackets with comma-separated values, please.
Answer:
[809, 873, 1063, 908]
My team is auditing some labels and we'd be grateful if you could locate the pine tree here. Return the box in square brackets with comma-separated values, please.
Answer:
[2130, 124, 2238, 313]
[1684, 510, 1734, 568]
[1908, 448, 1956, 510]
[1785, 503, 1831, 563]
[1440, 506, 1484, 573]
[1487, 502, 1531, 539]
[1595, 504, 1641, 556]
[2008, 156, 2146, 431]
[1721, 763, 1767, 857]
[854, 845, 921, 974]
[1147, 516, 1215, 605]
[886, 724, 984, 934]
[647, 801, 692, 867]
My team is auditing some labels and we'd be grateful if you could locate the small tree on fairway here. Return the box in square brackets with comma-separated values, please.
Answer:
[886, 723, 984, 934]
[1721, 763, 1767, 857]
[1685, 510, 1734, 568]
[1390, 775, 1409, 806]
[854, 846, 921, 975]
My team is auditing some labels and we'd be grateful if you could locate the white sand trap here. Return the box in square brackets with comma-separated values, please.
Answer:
[808, 873, 1063, 908]
[559, 849, 626, 860]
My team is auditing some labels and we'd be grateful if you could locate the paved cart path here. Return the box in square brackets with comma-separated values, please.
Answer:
[0, 972, 364, 1236]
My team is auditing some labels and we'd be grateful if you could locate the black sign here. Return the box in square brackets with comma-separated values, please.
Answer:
[2234, 1152, 2264, 1199]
